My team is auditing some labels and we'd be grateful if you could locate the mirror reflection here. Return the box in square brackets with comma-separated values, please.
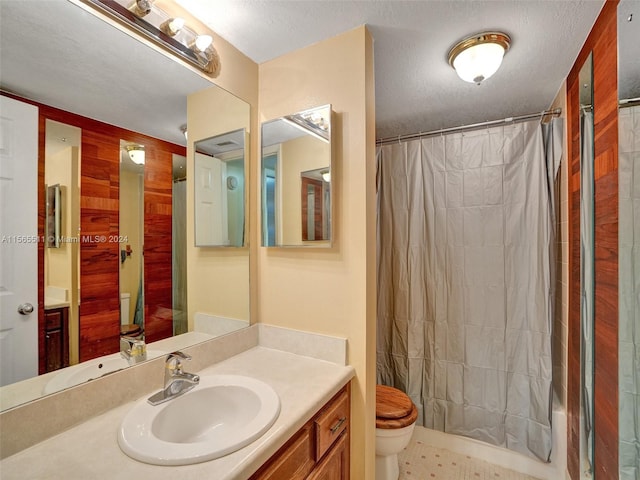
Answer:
[119, 141, 145, 338]
[194, 129, 247, 247]
[44, 121, 81, 370]
[261, 105, 332, 247]
[617, 2, 640, 479]
[578, 52, 594, 480]
[0, 1, 252, 412]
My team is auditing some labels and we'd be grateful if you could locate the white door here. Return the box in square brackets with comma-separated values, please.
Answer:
[194, 152, 228, 246]
[0, 96, 38, 386]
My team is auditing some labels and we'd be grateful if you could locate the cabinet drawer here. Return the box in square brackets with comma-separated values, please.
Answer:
[44, 309, 63, 330]
[251, 424, 315, 480]
[315, 390, 349, 461]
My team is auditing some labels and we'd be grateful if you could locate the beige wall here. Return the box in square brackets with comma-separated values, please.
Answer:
[550, 81, 569, 409]
[258, 26, 377, 479]
[280, 135, 330, 244]
[187, 86, 252, 326]
[45, 148, 73, 291]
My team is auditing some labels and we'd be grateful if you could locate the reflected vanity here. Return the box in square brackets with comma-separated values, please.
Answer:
[261, 105, 333, 247]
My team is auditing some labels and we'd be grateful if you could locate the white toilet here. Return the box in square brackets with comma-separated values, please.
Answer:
[119, 292, 141, 337]
[120, 292, 130, 325]
[375, 384, 418, 480]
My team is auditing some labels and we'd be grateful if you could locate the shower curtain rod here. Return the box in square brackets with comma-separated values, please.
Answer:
[376, 108, 562, 146]
[620, 97, 640, 108]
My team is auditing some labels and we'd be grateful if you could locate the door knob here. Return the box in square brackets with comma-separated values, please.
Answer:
[17, 303, 34, 315]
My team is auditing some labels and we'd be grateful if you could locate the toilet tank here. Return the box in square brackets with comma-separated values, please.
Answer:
[120, 292, 131, 325]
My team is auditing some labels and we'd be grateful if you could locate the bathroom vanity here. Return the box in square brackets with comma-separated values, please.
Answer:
[250, 384, 350, 479]
[0, 325, 354, 480]
[43, 306, 69, 373]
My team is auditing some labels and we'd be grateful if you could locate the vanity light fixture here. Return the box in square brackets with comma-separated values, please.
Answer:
[188, 35, 221, 76]
[126, 145, 145, 165]
[128, 0, 153, 17]
[191, 35, 213, 52]
[86, 0, 222, 78]
[448, 32, 511, 84]
[321, 171, 331, 183]
[160, 17, 185, 37]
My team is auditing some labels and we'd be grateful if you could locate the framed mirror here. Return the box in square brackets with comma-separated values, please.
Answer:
[194, 129, 247, 247]
[261, 104, 332, 247]
[45, 184, 62, 248]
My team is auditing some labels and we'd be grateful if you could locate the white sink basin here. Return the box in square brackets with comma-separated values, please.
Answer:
[118, 374, 281, 465]
[43, 350, 166, 394]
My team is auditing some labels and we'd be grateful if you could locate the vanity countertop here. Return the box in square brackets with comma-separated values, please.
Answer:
[0, 346, 354, 480]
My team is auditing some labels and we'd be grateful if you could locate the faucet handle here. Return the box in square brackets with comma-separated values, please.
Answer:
[165, 351, 191, 371]
[166, 351, 191, 361]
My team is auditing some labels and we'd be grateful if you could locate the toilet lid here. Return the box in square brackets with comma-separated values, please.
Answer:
[120, 324, 141, 336]
[376, 385, 414, 419]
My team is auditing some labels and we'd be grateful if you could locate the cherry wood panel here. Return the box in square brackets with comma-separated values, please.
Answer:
[79, 129, 121, 360]
[1, 91, 184, 365]
[566, 1, 619, 478]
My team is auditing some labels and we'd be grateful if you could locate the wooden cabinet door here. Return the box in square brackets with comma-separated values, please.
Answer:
[250, 424, 315, 480]
[307, 432, 349, 480]
[43, 307, 69, 373]
[45, 326, 63, 372]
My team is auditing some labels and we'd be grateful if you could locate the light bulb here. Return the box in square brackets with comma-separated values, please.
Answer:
[194, 35, 213, 52]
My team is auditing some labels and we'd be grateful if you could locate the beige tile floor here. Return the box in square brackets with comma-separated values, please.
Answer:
[398, 439, 543, 480]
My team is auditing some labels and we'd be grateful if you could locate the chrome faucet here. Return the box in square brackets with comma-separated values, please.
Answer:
[147, 351, 200, 406]
[120, 336, 147, 365]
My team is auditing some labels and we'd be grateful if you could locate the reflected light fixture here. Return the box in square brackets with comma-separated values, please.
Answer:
[180, 124, 188, 141]
[321, 170, 331, 183]
[448, 32, 511, 84]
[126, 145, 145, 165]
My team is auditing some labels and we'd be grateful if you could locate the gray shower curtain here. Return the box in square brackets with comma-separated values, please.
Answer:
[619, 105, 640, 480]
[377, 119, 562, 462]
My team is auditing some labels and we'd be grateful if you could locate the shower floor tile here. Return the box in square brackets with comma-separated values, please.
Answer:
[398, 440, 543, 480]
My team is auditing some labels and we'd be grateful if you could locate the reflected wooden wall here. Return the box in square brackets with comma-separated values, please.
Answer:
[2, 92, 184, 366]
[566, 1, 619, 478]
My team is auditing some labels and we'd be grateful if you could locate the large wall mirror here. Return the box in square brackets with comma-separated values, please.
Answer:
[261, 105, 332, 247]
[618, 2, 639, 479]
[0, 0, 251, 411]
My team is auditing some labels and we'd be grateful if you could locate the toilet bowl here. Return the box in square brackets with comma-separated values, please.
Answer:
[376, 385, 418, 480]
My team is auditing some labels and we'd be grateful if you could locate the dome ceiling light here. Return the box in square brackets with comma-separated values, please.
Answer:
[448, 32, 511, 85]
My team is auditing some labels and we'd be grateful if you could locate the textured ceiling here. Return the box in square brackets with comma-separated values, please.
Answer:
[178, 0, 606, 139]
[0, 0, 212, 146]
[0, 0, 616, 145]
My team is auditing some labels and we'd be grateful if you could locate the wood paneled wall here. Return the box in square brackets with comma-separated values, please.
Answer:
[1, 92, 184, 366]
[566, 1, 619, 478]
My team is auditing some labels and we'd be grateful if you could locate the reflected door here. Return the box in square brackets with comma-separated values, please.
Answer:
[0, 96, 38, 386]
[195, 152, 228, 246]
